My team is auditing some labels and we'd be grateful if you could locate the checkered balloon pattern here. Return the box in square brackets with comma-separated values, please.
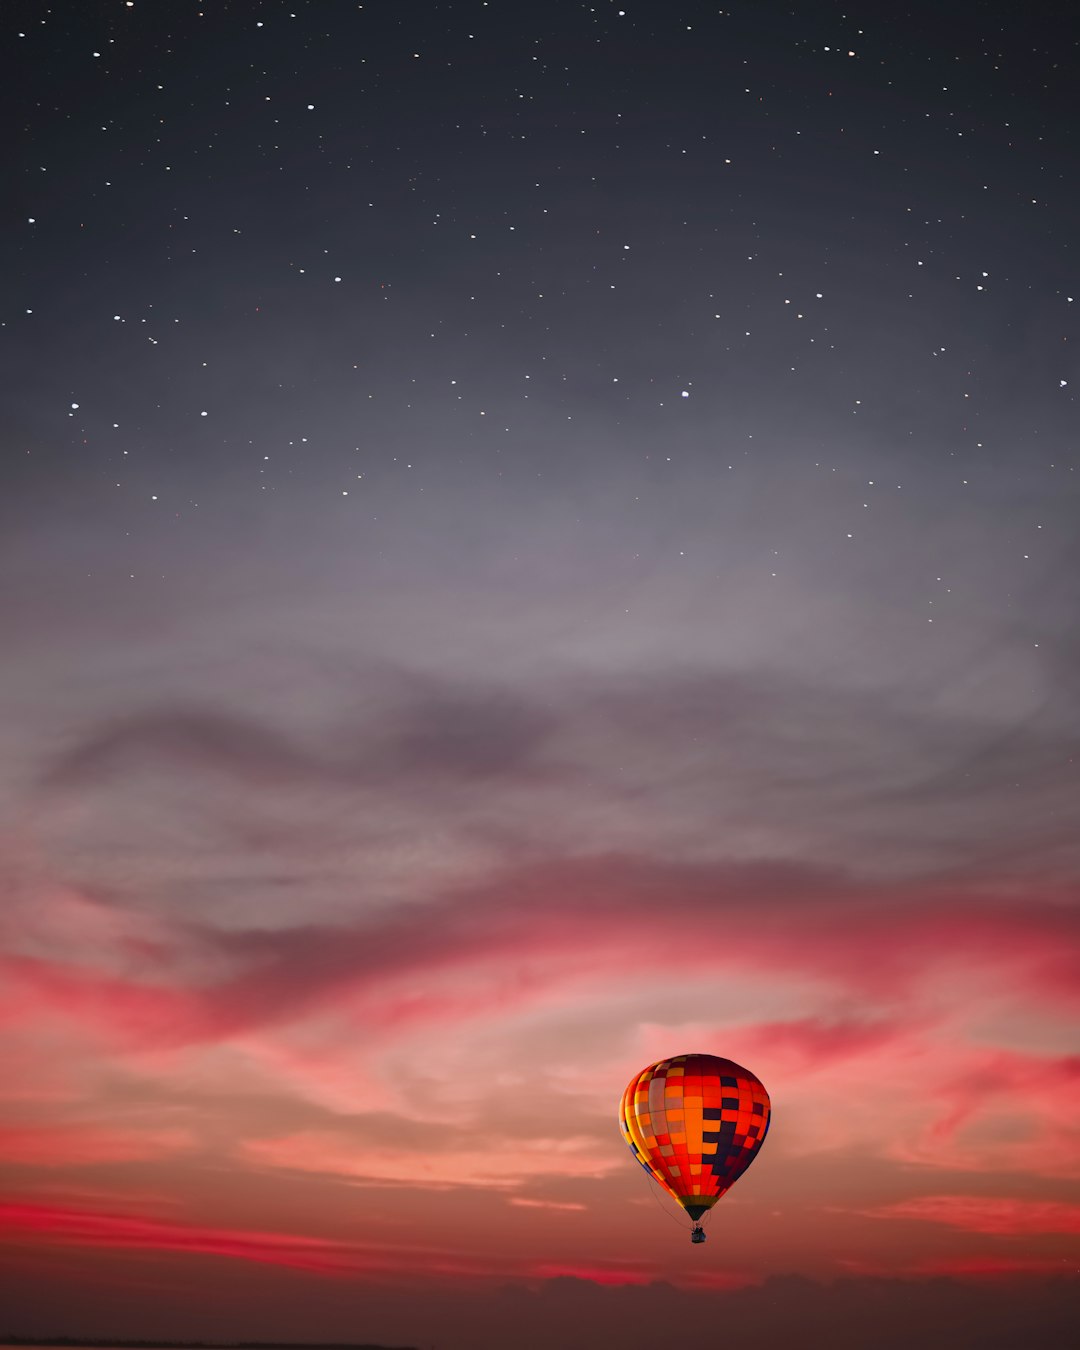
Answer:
[619, 1053, 770, 1220]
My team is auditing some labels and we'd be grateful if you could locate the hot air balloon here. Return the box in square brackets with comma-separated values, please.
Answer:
[619, 1053, 770, 1243]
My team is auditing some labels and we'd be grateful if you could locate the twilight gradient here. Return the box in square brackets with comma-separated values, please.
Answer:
[1, 1, 1078, 1347]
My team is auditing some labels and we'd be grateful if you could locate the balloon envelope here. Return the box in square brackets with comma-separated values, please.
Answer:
[620, 1053, 770, 1220]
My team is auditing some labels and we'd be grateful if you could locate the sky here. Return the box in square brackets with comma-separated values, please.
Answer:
[1, 1, 1078, 1346]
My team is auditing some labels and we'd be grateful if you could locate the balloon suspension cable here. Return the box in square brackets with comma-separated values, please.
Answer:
[646, 1175, 693, 1230]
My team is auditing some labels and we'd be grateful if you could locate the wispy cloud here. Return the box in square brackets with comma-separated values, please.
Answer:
[239, 1128, 620, 1189]
[0, 1200, 512, 1280]
[857, 1194, 1080, 1236]
[4, 662, 1079, 1296]
[508, 1197, 587, 1212]
[0, 1124, 194, 1167]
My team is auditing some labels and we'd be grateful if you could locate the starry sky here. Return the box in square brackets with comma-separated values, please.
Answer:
[2, 2, 1078, 1347]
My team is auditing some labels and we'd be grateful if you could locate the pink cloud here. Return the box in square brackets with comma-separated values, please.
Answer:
[860, 1195, 1080, 1236]
[0, 1201, 386, 1277]
[3, 858, 1078, 1224]
[0, 1201, 681, 1289]
[0, 953, 206, 1048]
[0, 1124, 195, 1167]
[0, 1201, 532, 1282]
[0, 1032, 90, 1103]
[508, 1197, 587, 1212]
[633, 1013, 1078, 1169]
[4, 872, 1076, 1070]
[677, 1268, 760, 1291]
[833, 1253, 1074, 1280]
[729, 1012, 919, 1070]
[9, 1182, 184, 1211]
[910, 1255, 1075, 1278]
[889, 1048, 1080, 1177]
[525, 1262, 653, 1287]
[925, 1049, 1080, 1142]
[1, 882, 186, 973]
[240, 1128, 619, 1189]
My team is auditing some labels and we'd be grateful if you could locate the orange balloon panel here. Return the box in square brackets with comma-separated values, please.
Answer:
[619, 1053, 770, 1221]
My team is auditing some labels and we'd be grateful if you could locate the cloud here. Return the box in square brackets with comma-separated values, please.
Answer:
[40, 674, 560, 795]
[1, 953, 206, 1047]
[0, 1200, 656, 1290]
[859, 1194, 1080, 1236]
[631, 1016, 1080, 1176]
[924, 1049, 1080, 1143]
[31, 662, 1080, 912]
[369, 671, 561, 781]
[40, 709, 327, 791]
[524, 1262, 655, 1287]
[0, 1124, 194, 1167]
[882, 1047, 1080, 1178]
[6, 664, 1080, 1241]
[5, 854, 1077, 1059]
[907, 1255, 1075, 1278]
[735, 1013, 918, 1066]
[0, 1200, 505, 1280]
[3, 851, 1076, 1196]
[239, 1127, 619, 1190]
[508, 1197, 587, 1212]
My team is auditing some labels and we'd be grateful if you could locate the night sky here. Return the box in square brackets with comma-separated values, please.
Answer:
[2, 2, 1078, 1347]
